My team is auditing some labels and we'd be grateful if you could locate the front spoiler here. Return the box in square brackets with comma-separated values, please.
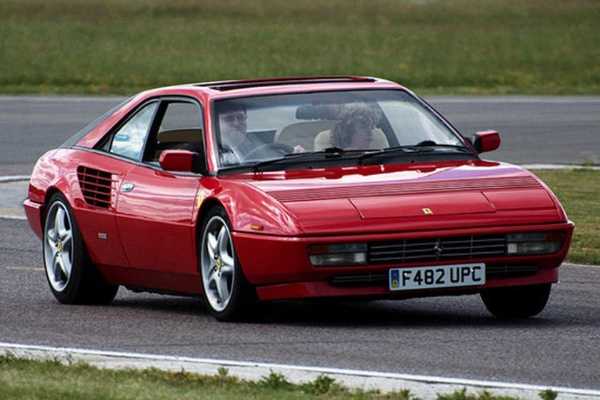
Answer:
[255, 265, 559, 301]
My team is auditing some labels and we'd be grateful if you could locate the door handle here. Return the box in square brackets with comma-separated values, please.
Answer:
[121, 182, 135, 193]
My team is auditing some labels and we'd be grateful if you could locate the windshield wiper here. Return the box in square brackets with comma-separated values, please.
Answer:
[250, 147, 359, 172]
[358, 143, 472, 164]
[357, 146, 427, 164]
[413, 141, 473, 153]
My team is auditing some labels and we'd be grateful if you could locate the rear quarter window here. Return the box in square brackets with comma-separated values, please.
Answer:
[60, 97, 132, 148]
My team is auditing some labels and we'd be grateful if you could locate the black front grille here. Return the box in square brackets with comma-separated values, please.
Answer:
[330, 273, 387, 287]
[487, 264, 538, 278]
[368, 235, 507, 264]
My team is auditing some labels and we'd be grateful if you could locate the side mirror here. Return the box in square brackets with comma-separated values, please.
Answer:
[159, 150, 196, 172]
[472, 130, 501, 153]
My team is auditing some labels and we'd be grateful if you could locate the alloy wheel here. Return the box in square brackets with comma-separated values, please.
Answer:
[201, 216, 236, 312]
[44, 201, 74, 292]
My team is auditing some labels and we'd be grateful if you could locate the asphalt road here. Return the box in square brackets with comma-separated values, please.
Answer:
[1, 218, 599, 390]
[1, 96, 600, 390]
[1, 96, 599, 175]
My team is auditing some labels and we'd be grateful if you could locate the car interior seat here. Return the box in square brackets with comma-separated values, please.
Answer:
[275, 120, 336, 151]
[153, 129, 203, 159]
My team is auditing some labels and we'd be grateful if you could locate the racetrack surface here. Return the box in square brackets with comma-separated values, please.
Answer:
[1, 218, 599, 390]
[1, 96, 599, 391]
[0, 96, 599, 176]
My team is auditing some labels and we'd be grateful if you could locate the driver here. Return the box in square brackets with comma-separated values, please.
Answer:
[217, 102, 261, 165]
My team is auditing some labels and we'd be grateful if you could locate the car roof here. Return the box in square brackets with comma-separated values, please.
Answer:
[152, 75, 406, 99]
[194, 75, 381, 90]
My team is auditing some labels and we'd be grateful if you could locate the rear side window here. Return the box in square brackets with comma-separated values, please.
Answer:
[109, 102, 158, 160]
[143, 100, 205, 167]
[159, 102, 202, 132]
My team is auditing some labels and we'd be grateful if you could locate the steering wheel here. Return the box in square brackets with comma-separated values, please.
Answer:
[244, 143, 294, 160]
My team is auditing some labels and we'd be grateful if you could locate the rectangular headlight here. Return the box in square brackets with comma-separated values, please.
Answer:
[506, 232, 563, 255]
[309, 243, 367, 266]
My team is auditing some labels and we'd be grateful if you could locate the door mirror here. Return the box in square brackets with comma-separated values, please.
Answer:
[159, 150, 196, 172]
[472, 130, 501, 153]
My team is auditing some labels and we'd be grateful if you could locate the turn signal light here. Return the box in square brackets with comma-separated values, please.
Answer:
[506, 232, 563, 255]
[309, 243, 367, 266]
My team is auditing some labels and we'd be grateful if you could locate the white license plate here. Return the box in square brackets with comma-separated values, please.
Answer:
[389, 263, 486, 291]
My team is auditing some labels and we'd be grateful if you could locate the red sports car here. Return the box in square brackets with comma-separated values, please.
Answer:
[24, 76, 573, 321]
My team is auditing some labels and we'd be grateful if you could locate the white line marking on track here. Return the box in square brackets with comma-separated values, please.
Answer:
[0, 215, 27, 221]
[0, 175, 30, 182]
[5, 266, 43, 271]
[427, 96, 600, 104]
[1, 342, 599, 398]
[522, 164, 600, 171]
[3, 95, 600, 104]
[0, 96, 125, 103]
[564, 262, 600, 269]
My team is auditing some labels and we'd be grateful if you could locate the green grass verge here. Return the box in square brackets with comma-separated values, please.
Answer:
[1, 0, 599, 95]
[0, 354, 557, 400]
[532, 169, 600, 265]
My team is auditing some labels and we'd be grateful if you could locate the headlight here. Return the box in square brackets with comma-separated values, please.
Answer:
[506, 232, 563, 255]
[309, 243, 367, 266]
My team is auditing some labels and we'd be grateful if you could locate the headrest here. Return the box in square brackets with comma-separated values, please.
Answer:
[295, 104, 339, 120]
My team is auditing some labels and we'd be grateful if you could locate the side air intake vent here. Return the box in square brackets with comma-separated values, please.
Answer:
[77, 166, 113, 208]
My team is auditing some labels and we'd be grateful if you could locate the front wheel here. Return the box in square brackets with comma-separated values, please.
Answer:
[199, 206, 256, 321]
[480, 283, 551, 319]
[43, 193, 118, 304]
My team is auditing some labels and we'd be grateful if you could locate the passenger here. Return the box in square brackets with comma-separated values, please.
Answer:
[313, 103, 388, 151]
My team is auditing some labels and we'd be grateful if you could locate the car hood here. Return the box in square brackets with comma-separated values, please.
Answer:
[224, 160, 564, 235]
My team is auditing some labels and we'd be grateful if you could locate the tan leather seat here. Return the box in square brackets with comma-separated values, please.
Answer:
[275, 121, 336, 151]
[153, 129, 203, 160]
[157, 129, 202, 144]
[314, 128, 389, 151]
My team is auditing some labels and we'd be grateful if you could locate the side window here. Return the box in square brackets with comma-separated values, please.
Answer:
[109, 102, 158, 160]
[145, 101, 204, 162]
[159, 102, 202, 132]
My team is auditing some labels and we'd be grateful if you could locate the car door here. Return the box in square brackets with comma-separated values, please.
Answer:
[114, 98, 204, 290]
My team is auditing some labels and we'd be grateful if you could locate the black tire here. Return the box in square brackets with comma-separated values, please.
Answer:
[198, 205, 257, 321]
[43, 193, 118, 305]
[480, 283, 551, 319]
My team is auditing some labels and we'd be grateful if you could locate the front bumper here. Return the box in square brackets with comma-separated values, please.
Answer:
[233, 222, 574, 301]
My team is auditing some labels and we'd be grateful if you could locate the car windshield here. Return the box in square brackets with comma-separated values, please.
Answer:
[213, 89, 469, 171]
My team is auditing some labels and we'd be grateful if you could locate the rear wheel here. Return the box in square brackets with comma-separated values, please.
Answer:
[43, 193, 118, 304]
[480, 283, 551, 319]
[199, 206, 256, 321]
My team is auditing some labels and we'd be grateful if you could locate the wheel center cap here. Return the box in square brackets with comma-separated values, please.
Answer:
[56, 240, 63, 253]
[215, 257, 223, 272]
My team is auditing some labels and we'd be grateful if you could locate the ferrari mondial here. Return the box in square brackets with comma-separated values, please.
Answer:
[24, 76, 573, 321]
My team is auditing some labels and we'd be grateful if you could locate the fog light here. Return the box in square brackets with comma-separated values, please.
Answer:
[506, 232, 563, 255]
[309, 243, 367, 266]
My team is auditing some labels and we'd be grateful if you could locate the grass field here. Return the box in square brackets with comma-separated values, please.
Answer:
[533, 169, 600, 265]
[1, 0, 599, 94]
[0, 354, 550, 400]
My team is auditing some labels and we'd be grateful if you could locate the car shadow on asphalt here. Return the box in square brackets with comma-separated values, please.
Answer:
[112, 292, 561, 329]
[254, 298, 561, 328]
